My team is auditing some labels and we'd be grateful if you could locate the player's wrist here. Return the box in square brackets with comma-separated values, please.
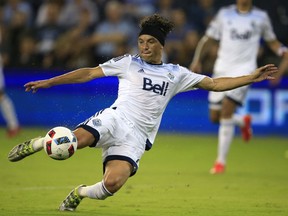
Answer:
[277, 45, 288, 57]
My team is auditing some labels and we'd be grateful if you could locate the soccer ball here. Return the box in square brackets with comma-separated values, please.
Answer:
[44, 126, 78, 160]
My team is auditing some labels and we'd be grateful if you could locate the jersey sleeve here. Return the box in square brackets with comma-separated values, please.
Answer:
[176, 66, 207, 93]
[99, 54, 131, 77]
[261, 12, 276, 41]
[205, 8, 223, 40]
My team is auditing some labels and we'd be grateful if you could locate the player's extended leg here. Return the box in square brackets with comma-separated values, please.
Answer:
[59, 159, 133, 211]
[0, 90, 20, 137]
[239, 114, 252, 142]
[8, 127, 94, 162]
[209, 108, 221, 124]
[210, 97, 237, 174]
[8, 137, 43, 162]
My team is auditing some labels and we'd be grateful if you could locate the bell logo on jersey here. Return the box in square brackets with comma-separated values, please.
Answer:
[143, 77, 169, 96]
[231, 29, 252, 40]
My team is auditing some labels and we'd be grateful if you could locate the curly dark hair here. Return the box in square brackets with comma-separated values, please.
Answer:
[139, 14, 174, 37]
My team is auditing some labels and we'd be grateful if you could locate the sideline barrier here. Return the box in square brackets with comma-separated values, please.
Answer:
[2, 68, 288, 136]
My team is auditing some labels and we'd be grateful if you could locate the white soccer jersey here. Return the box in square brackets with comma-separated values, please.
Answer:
[206, 5, 276, 76]
[100, 54, 206, 145]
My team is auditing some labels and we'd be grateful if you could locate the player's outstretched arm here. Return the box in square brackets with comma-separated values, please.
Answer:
[189, 36, 211, 73]
[266, 40, 288, 86]
[24, 66, 105, 93]
[196, 64, 278, 92]
[270, 52, 288, 85]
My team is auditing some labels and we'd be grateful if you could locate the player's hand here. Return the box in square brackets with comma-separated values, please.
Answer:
[24, 80, 52, 93]
[252, 64, 278, 82]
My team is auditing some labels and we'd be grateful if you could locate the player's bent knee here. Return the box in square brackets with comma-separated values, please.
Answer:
[103, 176, 125, 193]
[209, 110, 220, 124]
[103, 160, 132, 193]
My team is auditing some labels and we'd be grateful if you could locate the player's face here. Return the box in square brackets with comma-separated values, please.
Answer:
[138, 35, 163, 64]
[236, 0, 252, 7]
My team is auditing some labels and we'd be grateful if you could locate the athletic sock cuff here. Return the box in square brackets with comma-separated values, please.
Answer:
[220, 118, 234, 125]
[101, 181, 113, 196]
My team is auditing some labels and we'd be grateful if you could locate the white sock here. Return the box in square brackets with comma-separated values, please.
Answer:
[0, 95, 19, 129]
[216, 118, 235, 165]
[232, 114, 244, 127]
[32, 137, 44, 151]
[78, 181, 113, 200]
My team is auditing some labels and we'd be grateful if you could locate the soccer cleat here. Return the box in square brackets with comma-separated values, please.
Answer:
[241, 115, 252, 142]
[59, 184, 86, 211]
[8, 137, 41, 162]
[210, 162, 225, 174]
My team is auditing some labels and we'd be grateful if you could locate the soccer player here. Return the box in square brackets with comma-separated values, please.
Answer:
[190, 0, 288, 174]
[8, 14, 278, 211]
[0, 28, 20, 137]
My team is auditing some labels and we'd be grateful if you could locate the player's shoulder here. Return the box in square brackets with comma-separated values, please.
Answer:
[111, 54, 133, 62]
[162, 62, 182, 72]
[219, 4, 269, 19]
[218, 4, 236, 15]
[104, 54, 136, 65]
[163, 63, 196, 78]
[131, 54, 143, 64]
[250, 6, 269, 18]
[100, 54, 134, 69]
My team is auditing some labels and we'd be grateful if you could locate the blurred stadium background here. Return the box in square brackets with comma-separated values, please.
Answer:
[0, 0, 287, 136]
[1, 2, 288, 215]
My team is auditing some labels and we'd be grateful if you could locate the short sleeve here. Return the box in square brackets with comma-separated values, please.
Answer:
[176, 66, 207, 93]
[261, 12, 276, 42]
[99, 54, 131, 77]
[206, 9, 223, 40]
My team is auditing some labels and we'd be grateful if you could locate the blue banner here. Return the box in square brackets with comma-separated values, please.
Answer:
[1, 69, 287, 136]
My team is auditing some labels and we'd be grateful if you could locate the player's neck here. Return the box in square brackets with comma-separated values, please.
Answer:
[237, 4, 252, 13]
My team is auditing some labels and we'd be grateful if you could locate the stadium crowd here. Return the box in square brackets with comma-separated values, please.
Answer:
[0, 0, 288, 73]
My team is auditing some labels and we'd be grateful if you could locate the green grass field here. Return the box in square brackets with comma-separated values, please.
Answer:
[0, 127, 287, 216]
